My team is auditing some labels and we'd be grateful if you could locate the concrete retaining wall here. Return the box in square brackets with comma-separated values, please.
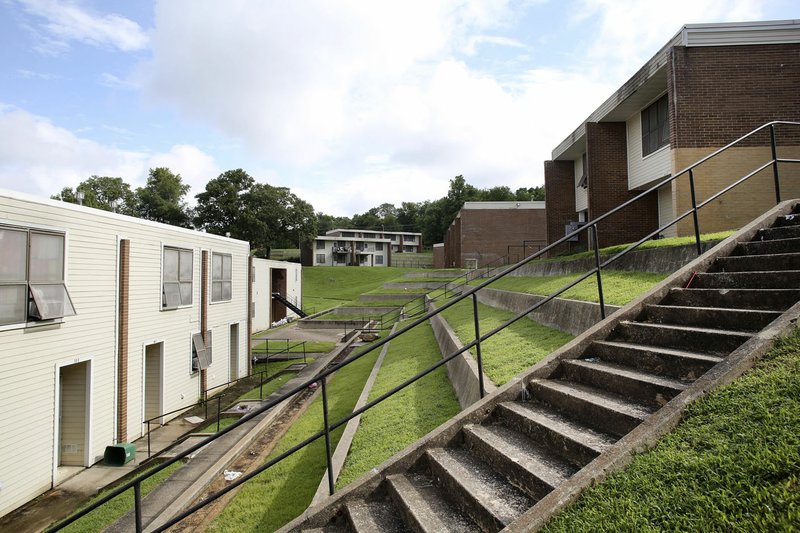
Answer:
[404, 271, 466, 278]
[383, 281, 446, 289]
[360, 294, 419, 302]
[333, 307, 399, 315]
[514, 241, 721, 276]
[476, 288, 621, 336]
[427, 299, 496, 409]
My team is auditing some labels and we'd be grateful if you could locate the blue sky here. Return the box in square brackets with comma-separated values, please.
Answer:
[0, 0, 796, 216]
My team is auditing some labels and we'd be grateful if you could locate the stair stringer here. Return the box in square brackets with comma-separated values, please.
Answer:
[279, 199, 800, 532]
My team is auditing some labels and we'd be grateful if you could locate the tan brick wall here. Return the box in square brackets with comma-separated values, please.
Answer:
[673, 146, 800, 235]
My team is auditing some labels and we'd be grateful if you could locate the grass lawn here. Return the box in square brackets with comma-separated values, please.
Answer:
[365, 287, 431, 294]
[481, 271, 666, 307]
[200, 416, 240, 434]
[341, 300, 405, 308]
[336, 320, 461, 488]
[208, 347, 382, 532]
[303, 266, 420, 304]
[544, 328, 800, 532]
[58, 461, 183, 533]
[439, 299, 574, 385]
[546, 230, 734, 263]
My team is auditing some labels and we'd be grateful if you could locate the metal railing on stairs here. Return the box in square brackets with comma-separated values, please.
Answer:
[48, 121, 800, 532]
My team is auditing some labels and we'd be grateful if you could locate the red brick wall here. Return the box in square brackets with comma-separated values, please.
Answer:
[459, 208, 547, 267]
[544, 160, 578, 255]
[433, 245, 444, 268]
[586, 122, 658, 248]
[443, 217, 461, 268]
[670, 44, 800, 148]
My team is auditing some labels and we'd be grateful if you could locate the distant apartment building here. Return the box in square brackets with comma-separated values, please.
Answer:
[435, 201, 547, 269]
[303, 229, 423, 267]
[544, 20, 800, 250]
[325, 229, 422, 253]
[309, 236, 392, 267]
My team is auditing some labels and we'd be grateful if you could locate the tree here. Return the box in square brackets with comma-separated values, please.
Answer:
[514, 186, 545, 201]
[317, 213, 353, 234]
[194, 169, 318, 258]
[137, 167, 193, 227]
[52, 176, 138, 215]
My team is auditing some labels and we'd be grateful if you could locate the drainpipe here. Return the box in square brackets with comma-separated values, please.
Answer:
[116, 239, 130, 442]
[201, 250, 209, 398]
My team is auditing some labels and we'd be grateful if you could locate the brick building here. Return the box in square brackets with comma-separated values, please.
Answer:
[435, 201, 547, 269]
[545, 20, 800, 250]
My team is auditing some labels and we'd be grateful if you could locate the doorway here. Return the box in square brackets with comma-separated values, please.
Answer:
[229, 323, 240, 381]
[58, 361, 89, 467]
[144, 343, 163, 428]
[271, 268, 287, 322]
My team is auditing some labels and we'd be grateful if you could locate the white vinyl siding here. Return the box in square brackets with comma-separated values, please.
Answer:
[627, 109, 672, 190]
[0, 192, 249, 518]
[658, 183, 677, 237]
[574, 157, 588, 212]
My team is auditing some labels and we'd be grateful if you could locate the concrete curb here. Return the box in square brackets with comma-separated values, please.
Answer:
[475, 288, 621, 336]
[427, 297, 497, 409]
[309, 323, 399, 507]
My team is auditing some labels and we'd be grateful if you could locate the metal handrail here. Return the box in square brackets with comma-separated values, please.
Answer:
[48, 121, 800, 532]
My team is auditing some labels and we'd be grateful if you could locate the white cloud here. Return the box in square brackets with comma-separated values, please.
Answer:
[0, 106, 218, 199]
[19, 0, 149, 54]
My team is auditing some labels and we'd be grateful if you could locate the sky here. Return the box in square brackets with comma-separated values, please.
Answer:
[0, 0, 796, 216]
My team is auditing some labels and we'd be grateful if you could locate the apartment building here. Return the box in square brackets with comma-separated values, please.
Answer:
[325, 229, 422, 254]
[435, 201, 547, 269]
[309, 235, 392, 267]
[545, 20, 800, 250]
[0, 189, 252, 518]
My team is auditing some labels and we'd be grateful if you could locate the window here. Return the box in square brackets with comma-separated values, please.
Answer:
[316, 253, 326, 264]
[375, 242, 383, 251]
[403, 235, 415, 242]
[315, 240, 325, 250]
[375, 255, 384, 265]
[191, 331, 212, 372]
[0, 226, 76, 326]
[577, 153, 588, 189]
[162, 247, 193, 309]
[364, 233, 375, 238]
[641, 94, 669, 156]
[211, 253, 232, 302]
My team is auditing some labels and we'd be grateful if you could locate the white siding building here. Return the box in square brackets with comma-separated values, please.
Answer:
[252, 258, 302, 332]
[0, 190, 251, 518]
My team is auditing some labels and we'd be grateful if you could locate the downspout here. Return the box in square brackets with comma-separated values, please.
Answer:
[116, 238, 130, 442]
[201, 250, 209, 399]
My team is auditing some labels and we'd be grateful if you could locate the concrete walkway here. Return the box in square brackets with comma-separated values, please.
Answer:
[107, 338, 356, 532]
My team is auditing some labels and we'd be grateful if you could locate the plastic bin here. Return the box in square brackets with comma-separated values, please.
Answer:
[104, 443, 136, 466]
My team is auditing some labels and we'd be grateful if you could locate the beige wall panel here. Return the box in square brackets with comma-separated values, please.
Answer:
[672, 146, 800, 235]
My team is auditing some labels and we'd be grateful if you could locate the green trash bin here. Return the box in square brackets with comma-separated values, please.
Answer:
[104, 443, 136, 466]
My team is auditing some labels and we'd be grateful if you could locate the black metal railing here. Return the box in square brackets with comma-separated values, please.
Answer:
[251, 339, 308, 363]
[48, 121, 800, 532]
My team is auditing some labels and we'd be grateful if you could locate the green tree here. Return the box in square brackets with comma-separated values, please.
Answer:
[137, 167, 193, 227]
[194, 169, 318, 258]
[52, 176, 138, 215]
[514, 186, 545, 201]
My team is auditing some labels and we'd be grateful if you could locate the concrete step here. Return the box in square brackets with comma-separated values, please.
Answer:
[690, 270, 800, 289]
[494, 402, 616, 468]
[587, 340, 724, 382]
[386, 472, 479, 532]
[561, 359, 687, 407]
[774, 213, 800, 227]
[528, 379, 653, 438]
[463, 424, 576, 500]
[642, 304, 782, 332]
[345, 501, 406, 533]
[664, 287, 800, 312]
[425, 447, 533, 531]
[755, 224, 800, 241]
[712, 252, 800, 272]
[732, 237, 800, 256]
[612, 321, 751, 356]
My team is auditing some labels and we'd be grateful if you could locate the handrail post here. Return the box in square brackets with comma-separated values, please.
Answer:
[770, 124, 781, 204]
[147, 420, 151, 458]
[591, 225, 606, 320]
[321, 378, 335, 495]
[134, 481, 143, 532]
[216, 395, 221, 433]
[688, 169, 702, 256]
[259, 370, 265, 400]
[471, 293, 486, 398]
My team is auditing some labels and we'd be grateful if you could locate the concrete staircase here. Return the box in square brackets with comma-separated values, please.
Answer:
[282, 202, 800, 532]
